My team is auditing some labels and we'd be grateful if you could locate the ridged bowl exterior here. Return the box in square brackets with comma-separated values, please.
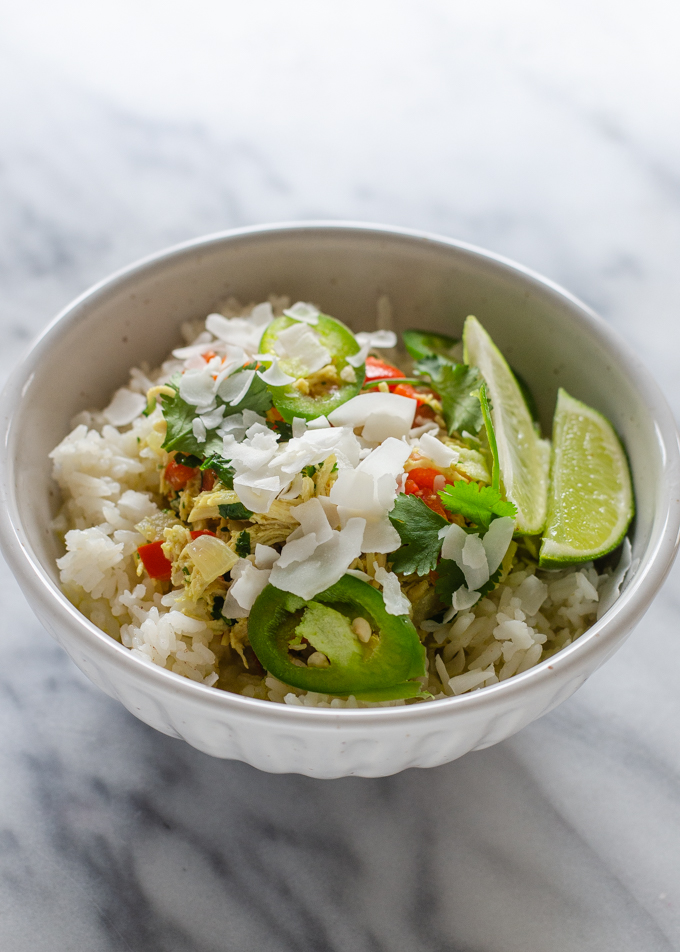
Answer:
[1, 223, 678, 778]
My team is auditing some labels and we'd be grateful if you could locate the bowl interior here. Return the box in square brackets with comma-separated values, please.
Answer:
[7, 225, 668, 605]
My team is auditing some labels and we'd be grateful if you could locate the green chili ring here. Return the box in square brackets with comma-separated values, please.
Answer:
[247, 575, 426, 696]
[258, 313, 365, 422]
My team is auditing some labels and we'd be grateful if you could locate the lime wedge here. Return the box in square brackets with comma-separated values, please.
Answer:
[539, 389, 634, 567]
[463, 315, 550, 535]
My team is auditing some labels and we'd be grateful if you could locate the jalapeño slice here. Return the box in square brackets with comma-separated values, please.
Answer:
[258, 313, 365, 422]
[247, 575, 425, 695]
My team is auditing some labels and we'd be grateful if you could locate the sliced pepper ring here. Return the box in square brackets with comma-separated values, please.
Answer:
[247, 575, 426, 696]
[258, 313, 365, 422]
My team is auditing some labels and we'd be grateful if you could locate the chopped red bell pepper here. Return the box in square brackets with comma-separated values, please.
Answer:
[165, 458, 199, 490]
[201, 469, 217, 492]
[138, 541, 173, 580]
[364, 356, 405, 381]
[404, 467, 452, 519]
[390, 382, 433, 406]
[189, 530, 216, 540]
[404, 467, 441, 491]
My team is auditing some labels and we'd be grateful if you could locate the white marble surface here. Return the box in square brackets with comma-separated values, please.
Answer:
[2, 3, 680, 949]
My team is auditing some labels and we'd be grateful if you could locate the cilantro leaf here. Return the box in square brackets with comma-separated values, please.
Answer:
[219, 502, 253, 521]
[414, 357, 484, 435]
[200, 454, 235, 488]
[388, 494, 448, 576]
[235, 530, 251, 557]
[210, 595, 225, 620]
[438, 480, 517, 530]
[174, 452, 201, 468]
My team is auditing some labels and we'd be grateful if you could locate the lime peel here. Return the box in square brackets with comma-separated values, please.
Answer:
[463, 316, 550, 535]
[539, 388, 634, 567]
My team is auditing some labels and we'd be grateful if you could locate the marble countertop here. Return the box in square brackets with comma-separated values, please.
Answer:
[2, 4, 680, 949]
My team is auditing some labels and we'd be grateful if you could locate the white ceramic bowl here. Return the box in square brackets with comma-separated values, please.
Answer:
[1, 222, 678, 778]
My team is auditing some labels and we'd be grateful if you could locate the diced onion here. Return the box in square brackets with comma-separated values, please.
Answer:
[185, 535, 239, 584]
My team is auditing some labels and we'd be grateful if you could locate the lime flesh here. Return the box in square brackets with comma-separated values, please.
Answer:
[463, 316, 550, 535]
[539, 388, 634, 567]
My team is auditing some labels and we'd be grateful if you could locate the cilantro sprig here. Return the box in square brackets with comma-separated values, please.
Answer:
[438, 383, 517, 528]
[413, 356, 484, 436]
[438, 481, 516, 530]
[388, 494, 448, 576]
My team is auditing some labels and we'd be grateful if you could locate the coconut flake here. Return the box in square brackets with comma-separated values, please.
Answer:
[172, 331, 214, 360]
[409, 420, 440, 440]
[232, 472, 284, 514]
[217, 369, 256, 406]
[292, 417, 307, 438]
[307, 415, 331, 430]
[283, 302, 320, 324]
[374, 566, 411, 616]
[216, 413, 247, 441]
[274, 427, 360, 475]
[357, 437, 411, 479]
[290, 498, 334, 544]
[276, 533, 321, 568]
[257, 357, 296, 387]
[223, 426, 279, 470]
[213, 346, 249, 387]
[317, 495, 340, 528]
[346, 568, 372, 582]
[269, 518, 366, 601]
[178, 366, 217, 408]
[273, 323, 331, 375]
[250, 302, 275, 325]
[192, 417, 207, 444]
[102, 388, 147, 426]
[461, 534, 490, 590]
[515, 574, 548, 617]
[198, 404, 226, 430]
[222, 560, 271, 617]
[345, 344, 370, 368]
[482, 516, 515, 575]
[419, 432, 460, 468]
[254, 544, 279, 570]
[356, 330, 397, 349]
[361, 516, 402, 553]
[345, 330, 398, 368]
[330, 469, 382, 516]
[452, 586, 482, 611]
[327, 392, 417, 439]
[206, 304, 273, 355]
[279, 473, 304, 501]
[439, 522, 467, 562]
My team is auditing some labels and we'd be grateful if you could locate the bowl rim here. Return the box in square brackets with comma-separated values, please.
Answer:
[1, 219, 679, 724]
